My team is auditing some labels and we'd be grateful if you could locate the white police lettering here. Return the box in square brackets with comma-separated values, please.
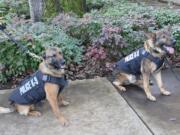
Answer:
[24, 81, 31, 91]
[31, 77, 39, 87]
[19, 77, 39, 95]
[125, 50, 139, 62]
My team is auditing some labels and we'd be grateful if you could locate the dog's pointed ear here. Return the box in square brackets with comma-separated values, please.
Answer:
[145, 32, 156, 41]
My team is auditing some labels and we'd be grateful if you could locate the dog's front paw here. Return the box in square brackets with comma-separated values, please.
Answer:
[119, 86, 126, 91]
[34, 111, 42, 117]
[161, 90, 171, 96]
[147, 95, 156, 101]
[59, 117, 69, 126]
[115, 85, 126, 91]
[61, 100, 70, 106]
[28, 111, 42, 117]
[113, 82, 126, 91]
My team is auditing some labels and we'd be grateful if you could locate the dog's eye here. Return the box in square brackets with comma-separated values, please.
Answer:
[52, 54, 56, 57]
[162, 35, 166, 38]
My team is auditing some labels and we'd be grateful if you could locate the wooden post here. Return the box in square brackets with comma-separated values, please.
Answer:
[28, 0, 44, 22]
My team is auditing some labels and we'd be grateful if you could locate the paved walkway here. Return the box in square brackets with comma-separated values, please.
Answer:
[0, 78, 151, 135]
[122, 68, 180, 135]
[0, 69, 180, 135]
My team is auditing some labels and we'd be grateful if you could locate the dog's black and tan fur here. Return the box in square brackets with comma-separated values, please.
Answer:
[113, 28, 176, 101]
[0, 47, 69, 126]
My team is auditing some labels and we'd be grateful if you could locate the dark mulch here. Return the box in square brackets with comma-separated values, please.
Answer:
[0, 82, 14, 90]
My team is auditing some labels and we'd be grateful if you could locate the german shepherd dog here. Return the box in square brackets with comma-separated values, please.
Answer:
[113, 28, 176, 101]
[0, 47, 69, 126]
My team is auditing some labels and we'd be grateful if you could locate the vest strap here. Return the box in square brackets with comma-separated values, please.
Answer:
[42, 74, 68, 86]
[145, 53, 164, 71]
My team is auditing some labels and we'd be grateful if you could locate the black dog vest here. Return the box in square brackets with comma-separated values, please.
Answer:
[114, 48, 164, 76]
[9, 70, 68, 105]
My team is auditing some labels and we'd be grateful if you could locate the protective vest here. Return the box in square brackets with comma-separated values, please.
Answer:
[114, 48, 164, 76]
[9, 70, 68, 105]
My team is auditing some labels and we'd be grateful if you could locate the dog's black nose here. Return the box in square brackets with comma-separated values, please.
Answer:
[60, 59, 65, 65]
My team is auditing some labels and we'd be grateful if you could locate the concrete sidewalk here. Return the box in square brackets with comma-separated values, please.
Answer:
[0, 78, 151, 135]
[122, 69, 180, 135]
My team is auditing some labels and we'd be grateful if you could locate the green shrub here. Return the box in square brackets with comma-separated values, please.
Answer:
[67, 21, 101, 44]
[0, 0, 29, 17]
[0, 19, 83, 83]
[86, 0, 109, 11]
[154, 10, 180, 27]
[61, 0, 86, 17]
[87, 1, 180, 52]
[0, 41, 42, 83]
[1, 0, 180, 82]
[43, 0, 60, 18]
[30, 22, 83, 63]
[52, 13, 102, 44]
[172, 25, 180, 52]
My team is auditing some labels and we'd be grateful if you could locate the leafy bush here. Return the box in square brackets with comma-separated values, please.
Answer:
[87, 0, 180, 53]
[0, 40, 42, 83]
[61, 0, 86, 17]
[76, 25, 126, 78]
[172, 25, 180, 52]
[1, 0, 180, 84]
[0, 0, 29, 17]
[29, 22, 83, 64]
[0, 17, 83, 83]
[52, 13, 102, 44]
[154, 10, 180, 27]
[43, 0, 59, 18]
[50, 2, 180, 79]
[86, 0, 108, 11]
[92, 25, 127, 59]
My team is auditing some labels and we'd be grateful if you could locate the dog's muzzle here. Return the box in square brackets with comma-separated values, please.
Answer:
[163, 45, 175, 54]
[51, 59, 66, 69]
[162, 39, 176, 55]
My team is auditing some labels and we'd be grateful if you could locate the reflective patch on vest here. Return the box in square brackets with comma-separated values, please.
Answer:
[142, 50, 146, 55]
[42, 75, 48, 81]
[125, 50, 140, 62]
[19, 77, 39, 95]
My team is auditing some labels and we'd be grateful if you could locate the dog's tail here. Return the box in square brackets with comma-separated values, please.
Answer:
[0, 107, 14, 114]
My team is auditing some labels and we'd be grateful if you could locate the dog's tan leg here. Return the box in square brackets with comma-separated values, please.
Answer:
[16, 104, 41, 117]
[45, 83, 69, 126]
[113, 80, 126, 91]
[30, 105, 35, 110]
[153, 71, 171, 96]
[142, 73, 156, 101]
[28, 111, 41, 117]
[135, 79, 143, 85]
[141, 59, 157, 101]
[29, 105, 42, 117]
[135, 79, 143, 88]
[16, 104, 30, 116]
[113, 73, 130, 91]
[59, 95, 70, 106]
